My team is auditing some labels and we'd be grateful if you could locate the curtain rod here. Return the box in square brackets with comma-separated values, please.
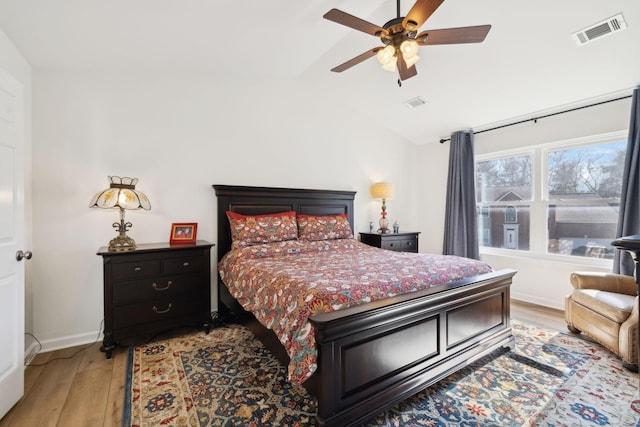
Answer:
[439, 94, 633, 144]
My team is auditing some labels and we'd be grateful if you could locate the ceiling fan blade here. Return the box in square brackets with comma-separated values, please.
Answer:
[331, 48, 381, 73]
[397, 54, 418, 81]
[324, 8, 387, 37]
[403, 0, 445, 31]
[416, 25, 491, 45]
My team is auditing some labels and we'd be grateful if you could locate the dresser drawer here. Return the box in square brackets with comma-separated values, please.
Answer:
[163, 255, 206, 274]
[111, 259, 161, 281]
[112, 273, 206, 305]
[112, 294, 207, 330]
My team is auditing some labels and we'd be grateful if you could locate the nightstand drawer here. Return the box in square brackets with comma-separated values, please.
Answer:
[112, 274, 205, 305]
[359, 232, 420, 253]
[112, 260, 161, 281]
[381, 238, 416, 252]
[112, 294, 206, 329]
[163, 255, 206, 274]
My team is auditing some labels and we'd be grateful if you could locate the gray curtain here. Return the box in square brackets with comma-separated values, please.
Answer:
[443, 131, 479, 259]
[614, 87, 640, 275]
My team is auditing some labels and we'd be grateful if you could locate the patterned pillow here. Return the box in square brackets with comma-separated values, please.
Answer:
[226, 211, 298, 249]
[297, 214, 353, 241]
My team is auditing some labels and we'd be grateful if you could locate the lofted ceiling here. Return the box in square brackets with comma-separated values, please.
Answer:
[0, 0, 638, 144]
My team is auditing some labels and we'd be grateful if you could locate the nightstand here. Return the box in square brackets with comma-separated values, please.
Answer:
[97, 240, 214, 358]
[359, 232, 420, 253]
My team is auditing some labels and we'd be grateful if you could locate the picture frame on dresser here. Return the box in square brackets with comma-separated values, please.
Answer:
[170, 222, 198, 245]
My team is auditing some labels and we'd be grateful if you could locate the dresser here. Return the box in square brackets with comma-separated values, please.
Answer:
[97, 241, 214, 358]
[359, 232, 420, 253]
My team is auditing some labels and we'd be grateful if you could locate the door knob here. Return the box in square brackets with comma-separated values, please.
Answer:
[16, 250, 32, 261]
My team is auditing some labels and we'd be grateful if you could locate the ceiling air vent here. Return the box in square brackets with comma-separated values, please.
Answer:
[404, 96, 426, 108]
[571, 13, 627, 46]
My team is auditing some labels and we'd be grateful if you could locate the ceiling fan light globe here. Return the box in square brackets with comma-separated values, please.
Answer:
[381, 61, 397, 72]
[400, 40, 419, 59]
[405, 54, 420, 68]
[376, 45, 396, 65]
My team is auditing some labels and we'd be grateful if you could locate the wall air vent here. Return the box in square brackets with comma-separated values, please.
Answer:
[403, 96, 426, 108]
[571, 13, 627, 46]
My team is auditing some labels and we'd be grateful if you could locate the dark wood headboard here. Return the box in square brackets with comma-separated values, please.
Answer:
[213, 185, 356, 262]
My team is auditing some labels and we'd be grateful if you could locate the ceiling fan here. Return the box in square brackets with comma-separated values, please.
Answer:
[323, 0, 491, 85]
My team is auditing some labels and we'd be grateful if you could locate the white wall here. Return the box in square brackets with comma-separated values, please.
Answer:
[416, 142, 450, 255]
[30, 69, 420, 350]
[0, 28, 33, 346]
[418, 96, 633, 310]
[17, 42, 636, 350]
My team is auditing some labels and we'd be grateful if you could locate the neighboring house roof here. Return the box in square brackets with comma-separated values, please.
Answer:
[477, 186, 531, 202]
[478, 188, 618, 224]
[496, 191, 526, 202]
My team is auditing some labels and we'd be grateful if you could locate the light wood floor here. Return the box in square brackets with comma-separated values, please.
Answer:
[0, 300, 566, 427]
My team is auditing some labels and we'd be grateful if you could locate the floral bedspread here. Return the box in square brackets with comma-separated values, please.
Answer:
[218, 239, 492, 385]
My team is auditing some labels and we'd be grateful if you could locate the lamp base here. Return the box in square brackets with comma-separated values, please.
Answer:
[108, 233, 137, 251]
[378, 216, 390, 234]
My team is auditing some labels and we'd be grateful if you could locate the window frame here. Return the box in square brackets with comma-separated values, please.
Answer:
[476, 130, 627, 268]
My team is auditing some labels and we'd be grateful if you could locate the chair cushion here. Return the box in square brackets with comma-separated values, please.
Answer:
[571, 289, 635, 324]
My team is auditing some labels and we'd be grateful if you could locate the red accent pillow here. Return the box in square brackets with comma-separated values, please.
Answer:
[226, 211, 298, 249]
[297, 214, 353, 241]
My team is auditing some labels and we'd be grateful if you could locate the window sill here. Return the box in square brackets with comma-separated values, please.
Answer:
[479, 247, 614, 269]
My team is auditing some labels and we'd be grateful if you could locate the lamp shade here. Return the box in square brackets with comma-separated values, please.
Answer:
[370, 182, 395, 200]
[90, 176, 151, 251]
[89, 176, 151, 210]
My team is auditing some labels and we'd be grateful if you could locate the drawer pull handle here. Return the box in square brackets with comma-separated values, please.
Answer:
[134, 266, 142, 272]
[182, 261, 190, 267]
[152, 281, 172, 291]
[389, 243, 394, 247]
[153, 303, 172, 314]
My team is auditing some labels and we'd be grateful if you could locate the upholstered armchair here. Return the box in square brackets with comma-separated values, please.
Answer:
[565, 271, 638, 371]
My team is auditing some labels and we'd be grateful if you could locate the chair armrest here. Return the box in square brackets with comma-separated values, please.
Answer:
[570, 271, 638, 296]
[619, 296, 639, 365]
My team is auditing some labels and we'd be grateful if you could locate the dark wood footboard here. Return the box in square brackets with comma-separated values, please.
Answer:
[308, 268, 516, 427]
[218, 268, 515, 427]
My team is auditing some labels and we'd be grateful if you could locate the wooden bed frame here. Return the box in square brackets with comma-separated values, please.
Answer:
[213, 184, 516, 427]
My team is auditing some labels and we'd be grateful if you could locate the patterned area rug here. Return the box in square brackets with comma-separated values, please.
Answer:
[123, 320, 640, 426]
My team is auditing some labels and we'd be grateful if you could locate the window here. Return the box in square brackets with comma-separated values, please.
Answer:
[476, 132, 627, 260]
[546, 141, 625, 258]
[476, 154, 532, 251]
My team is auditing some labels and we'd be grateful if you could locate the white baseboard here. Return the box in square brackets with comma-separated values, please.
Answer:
[24, 340, 40, 366]
[35, 330, 103, 354]
[511, 292, 564, 311]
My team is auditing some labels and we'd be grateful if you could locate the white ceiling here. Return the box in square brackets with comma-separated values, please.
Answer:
[0, 0, 638, 144]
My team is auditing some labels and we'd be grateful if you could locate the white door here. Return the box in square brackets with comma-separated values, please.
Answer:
[0, 67, 26, 419]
